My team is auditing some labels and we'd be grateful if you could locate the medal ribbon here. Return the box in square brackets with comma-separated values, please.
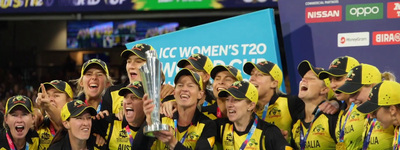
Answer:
[394, 127, 400, 150]
[300, 109, 321, 150]
[49, 123, 56, 137]
[261, 103, 270, 120]
[174, 119, 189, 144]
[362, 116, 377, 150]
[231, 115, 259, 150]
[85, 99, 102, 113]
[216, 107, 222, 118]
[125, 125, 134, 145]
[339, 102, 355, 142]
[6, 130, 29, 150]
[202, 101, 208, 107]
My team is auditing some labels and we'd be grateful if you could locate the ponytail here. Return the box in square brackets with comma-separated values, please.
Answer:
[382, 72, 396, 81]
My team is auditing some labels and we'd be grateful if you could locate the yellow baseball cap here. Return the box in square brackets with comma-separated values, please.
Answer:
[357, 81, 400, 113]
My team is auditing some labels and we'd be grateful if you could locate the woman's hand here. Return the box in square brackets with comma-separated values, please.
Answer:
[143, 94, 155, 125]
[161, 101, 177, 118]
[153, 128, 177, 150]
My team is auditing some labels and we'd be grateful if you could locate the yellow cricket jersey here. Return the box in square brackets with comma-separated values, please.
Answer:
[334, 104, 366, 150]
[105, 83, 126, 115]
[217, 114, 292, 150]
[292, 105, 338, 150]
[362, 116, 394, 150]
[37, 117, 56, 150]
[255, 94, 303, 142]
[133, 109, 216, 150]
[105, 118, 140, 150]
[0, 129, 39, 150]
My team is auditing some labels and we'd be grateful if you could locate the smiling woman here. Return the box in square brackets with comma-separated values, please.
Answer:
[72, 58, 114, 113]
[0, 95, 39, 150]
[133, 68, 217, 150]
[215, 81, 292, 150]
[48, 100, 99, 150]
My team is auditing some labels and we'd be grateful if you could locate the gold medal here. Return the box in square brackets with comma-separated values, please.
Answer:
[336, 142, 346, 150]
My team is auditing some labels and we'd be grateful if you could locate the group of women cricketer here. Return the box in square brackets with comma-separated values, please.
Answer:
[1, 43, 399, 150]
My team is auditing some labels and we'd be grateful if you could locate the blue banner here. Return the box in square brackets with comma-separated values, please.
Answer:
[0, 0, 277, 14]
[279, 0, 400, 95]
[126, 9, 284, 91]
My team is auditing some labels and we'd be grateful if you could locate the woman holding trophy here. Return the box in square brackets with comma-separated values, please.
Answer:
[134, 68, 217, 150]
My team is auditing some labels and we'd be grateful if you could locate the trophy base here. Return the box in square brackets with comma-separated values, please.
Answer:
[144, 123, 170, 137]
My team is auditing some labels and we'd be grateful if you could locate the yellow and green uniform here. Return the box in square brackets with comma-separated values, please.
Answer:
[102, 82, 128, 116]
[256, 94, 304, 142]
[0, 129, 39, 150]
[292, 104, 338, 150]
[37, 117, 57, 150]
[335, 103, 366, 150]
[133, 109, 216, 150]
[361, 115, 394, 150]
[105, 117, 140, 150]
[216, 113, 292, 150]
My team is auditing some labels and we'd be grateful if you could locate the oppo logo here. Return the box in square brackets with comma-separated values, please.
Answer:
[346, 3, 383, 21]
[349, 6, 380, 17]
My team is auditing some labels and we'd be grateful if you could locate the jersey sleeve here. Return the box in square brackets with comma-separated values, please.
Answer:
[194, 119, 217, 150]
[327, 113, 339, 143]
[162, 94, 176, 103]
[287, 95, 304, 122]
[264, 124, 292, 150]
[101, 86, 113, 113]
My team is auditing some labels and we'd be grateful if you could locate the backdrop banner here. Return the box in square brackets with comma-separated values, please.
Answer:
[126, 8, 285, 92]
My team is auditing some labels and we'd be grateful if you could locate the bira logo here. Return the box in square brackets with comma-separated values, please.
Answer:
[373, 30, 400, 45]
[387, 2, 400, 19]
[346, 3, 383, 21]
[305, 5, 342, 23]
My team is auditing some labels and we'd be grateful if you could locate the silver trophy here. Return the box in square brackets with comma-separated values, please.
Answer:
[140, 49, 169, 136]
